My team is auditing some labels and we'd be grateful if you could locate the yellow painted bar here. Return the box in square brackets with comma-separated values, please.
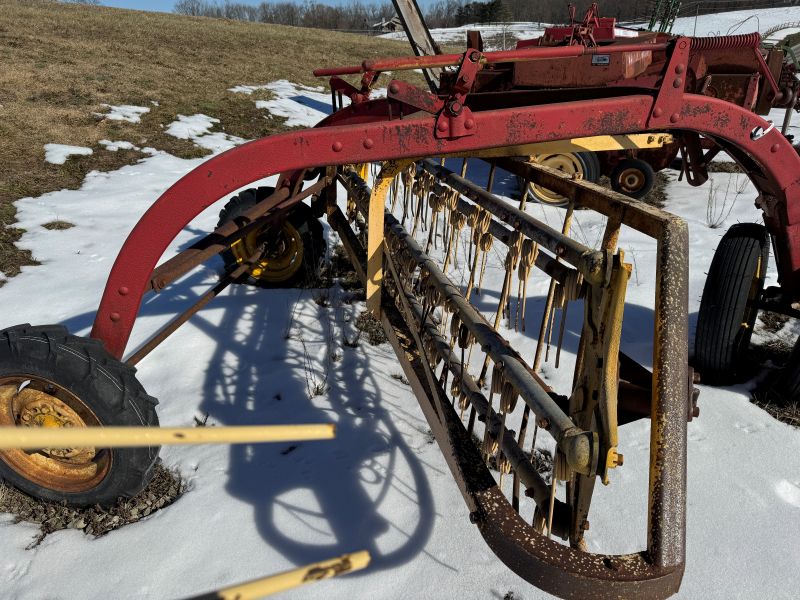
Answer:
[188, 551, 371, 600]
[366, 160, 409, 314]
[444, 133, 675, 160]
[0, 424, 335, 449]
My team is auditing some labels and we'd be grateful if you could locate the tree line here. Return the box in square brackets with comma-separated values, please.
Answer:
[173, 0, 799, 31]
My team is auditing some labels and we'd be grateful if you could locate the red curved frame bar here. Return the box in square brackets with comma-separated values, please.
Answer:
[90, 93, 800, 359]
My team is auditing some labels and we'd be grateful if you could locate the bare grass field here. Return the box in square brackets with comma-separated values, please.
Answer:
[0, 0, 427, 282]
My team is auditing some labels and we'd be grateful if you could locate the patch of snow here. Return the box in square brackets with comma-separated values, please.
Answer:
[98, 140, 139, 152]
[43, 144, 93, 165]
[249, 80, 384, 128]
[228, 84, 272, 94]
[165, 114, 245, 153]
[93, 104, 150, 123]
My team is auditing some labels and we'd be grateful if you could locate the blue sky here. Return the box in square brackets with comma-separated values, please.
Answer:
[102, 0, 423, 12]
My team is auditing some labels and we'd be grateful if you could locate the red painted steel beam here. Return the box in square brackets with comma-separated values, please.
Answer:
[90, 94, 800, 358]
[313, 42, 669, 77]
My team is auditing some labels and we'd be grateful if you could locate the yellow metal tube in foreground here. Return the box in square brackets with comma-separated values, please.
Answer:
[186, 551, 371, 600]
[0, 424, 335, 450]
[366, 160, 410, 314]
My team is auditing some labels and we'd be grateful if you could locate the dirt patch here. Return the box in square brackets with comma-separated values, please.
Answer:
[750, 393, 800, 428]
[707, 161, 744, 173]
[42, 220, 75, 231]
[0, 461, 186, 547]
[759, 311, 790, 334]
[319, 243, 364, 294]
[355, 311, 387, 346]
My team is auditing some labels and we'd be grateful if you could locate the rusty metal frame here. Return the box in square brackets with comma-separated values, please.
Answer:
[331, 158, 688, 598]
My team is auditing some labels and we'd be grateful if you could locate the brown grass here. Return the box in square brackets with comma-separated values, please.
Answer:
[42, 220, 75, 230]
[0, 0, 433, 282]
[0, 462, 185, 547]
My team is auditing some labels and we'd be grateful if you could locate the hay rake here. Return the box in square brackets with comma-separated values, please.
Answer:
[3, 12, 800, 598]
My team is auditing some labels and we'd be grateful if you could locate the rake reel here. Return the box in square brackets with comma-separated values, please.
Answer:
[3, 22, 800, 600]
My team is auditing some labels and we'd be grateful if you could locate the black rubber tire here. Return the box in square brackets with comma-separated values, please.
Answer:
[217, 187, 325, 288]
[0, 324, 159, 506]
[610, 158, 655, 199]
[577, 151, 601, 183]
[694, 223, 770, 384]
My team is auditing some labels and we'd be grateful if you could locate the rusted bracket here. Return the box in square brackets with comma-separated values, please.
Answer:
[647, 37, 691, 129]
[434, 48, 481, 139]
[329, 70, 379, 105]
[387, 79, 444, 114]
[386, 51, 481, 139]
[678, 131, 709, 187]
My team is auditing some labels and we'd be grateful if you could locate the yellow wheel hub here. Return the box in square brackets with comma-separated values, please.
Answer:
[616, 167, 646, 194]
[231, 221, 305, 284]
[527, 153, 585, 205]
[0, 377, 109, 492]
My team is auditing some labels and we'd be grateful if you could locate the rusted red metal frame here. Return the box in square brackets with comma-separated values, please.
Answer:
[89, 84, 800, 359]
[313, 41, 669, 76]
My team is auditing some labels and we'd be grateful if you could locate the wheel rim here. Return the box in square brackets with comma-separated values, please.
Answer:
[230, 221, 305, 283]
[0, 376, 110, 493]
[616, 167, 646, 194]
[527, 154, 584, 205]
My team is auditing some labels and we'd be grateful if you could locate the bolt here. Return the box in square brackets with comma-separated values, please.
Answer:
[468, 50, 480, 62]
[437, 121, 448, 132]
[468, 510, 481, 523]
[332, 141, 343, 152]
[460, 74, 471, 84]
[652, 107, 663, 118]
[771, 143, 780, 153]
[363, 138, 374, 149]
[673, 77, 683, 88]
[583, 521, 590, 531]
[389, 82, 400, 94]
[692, 405, 700, 418]
[118, 286, 129, 296]
[464, 118, 475, 130]
[110, 312, 121, 322]
[679, 40, 687, 49]
[536, 416, 550, 429]
[616, 453, 624, 466]
[670, 113, 679, 123]
[675, 64, 685, 74]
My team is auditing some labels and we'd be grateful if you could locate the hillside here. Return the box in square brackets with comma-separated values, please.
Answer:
[0, 0, 421, 282]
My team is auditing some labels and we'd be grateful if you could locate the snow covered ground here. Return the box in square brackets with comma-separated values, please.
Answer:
[3, 11, 800, 599]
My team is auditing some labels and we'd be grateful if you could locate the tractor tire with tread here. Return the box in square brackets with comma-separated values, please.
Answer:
[217, 187, 325, 288]
[694, 223, 770, 384]
[0, 324, 159, 506]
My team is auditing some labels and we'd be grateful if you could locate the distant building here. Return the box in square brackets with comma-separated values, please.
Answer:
[373, 16, 404, 33]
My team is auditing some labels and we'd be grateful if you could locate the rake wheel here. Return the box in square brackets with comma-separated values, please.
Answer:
[694, 223, 770, 384]
[524, 152, 600, 206]
[0, 324, 159, 506]
[217, 187, 326, 287]
[610, 158, 655, 199]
